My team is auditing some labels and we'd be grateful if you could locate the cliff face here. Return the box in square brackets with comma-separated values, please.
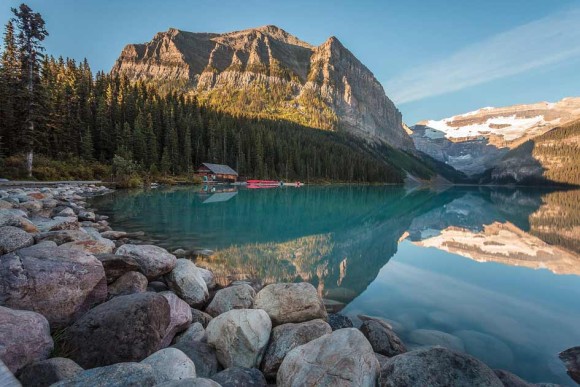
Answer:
[112, 26, 413, 149]
[410, 97, 580, 176]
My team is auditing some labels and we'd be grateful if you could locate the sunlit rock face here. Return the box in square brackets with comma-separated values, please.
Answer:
[111, 25, 413, 149]
[410, 97, 580, 175]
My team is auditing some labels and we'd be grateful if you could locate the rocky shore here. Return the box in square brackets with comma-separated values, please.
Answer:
[0, 184, 577, 387]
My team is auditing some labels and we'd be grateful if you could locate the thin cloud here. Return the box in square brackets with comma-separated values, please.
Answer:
[386, 7, 580, 104]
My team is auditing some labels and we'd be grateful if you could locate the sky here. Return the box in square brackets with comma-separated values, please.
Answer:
[1, 0, 579, 123]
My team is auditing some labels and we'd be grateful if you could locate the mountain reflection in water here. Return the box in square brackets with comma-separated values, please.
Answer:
[92, 186, 580, 385]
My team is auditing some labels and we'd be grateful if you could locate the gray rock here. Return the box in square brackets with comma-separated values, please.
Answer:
[141, 348, 197, 384]
[261, 319, 331, 380]
[165, 259, 209, 308]
[328, 313, 353, 330]
[55, 207, 76, 217]
[375, 353, 390, 369]
[160, 291, 193, 347]
[34, 230, 92, 245]
[360, 319, 406, 357]
[206, 284, 255, 317]
[78, 211, 96, 222]
[277, 328, 379, 387]
[408, 329, 465, 352]
[0, 212, 38, 232]
[35, 216, 79, 232]
[100, 230, 128, 240]
[155, 378, 221, 387]
[108, 271, 148, 298]
[64, 292, 171, 368]
[41, 198, 58, 209]
[0, 360, 20, 387]
[20, 200, 43, 212]
[174, 323, 207, 345]
[51, 362, 156, 387]
[206, 309, 272, 369]
[60, 238, 115, 255]
[0, 226, 34, 254]
[191, 308, 213, 328]
[198, 267, 216, 289]
[378, 347, 503, 387]
[493, 369, 534, 387]
[18, 358, 83, 387]
[559, 346, 580, 384]
[0, 199, 13, 209]
[95, 253, 141, 284]
[172, 340, 220, 378]
[116, 244, 177, 280]
[148, 281, 169, 292]
[0, 307, 54, 374]
[254, 282, 327, 325]
[211, 367, 266, 387]
[0, 245, 107, 329]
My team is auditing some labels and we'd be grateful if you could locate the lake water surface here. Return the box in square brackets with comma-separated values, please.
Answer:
[92, 185, 580, 385]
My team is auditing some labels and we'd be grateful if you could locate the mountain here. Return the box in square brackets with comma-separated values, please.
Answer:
[410, 97, 580, 177]
[111, 25, 413, 149]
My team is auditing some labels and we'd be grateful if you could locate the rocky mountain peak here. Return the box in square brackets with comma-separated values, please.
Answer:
[111, 26, 413, 149]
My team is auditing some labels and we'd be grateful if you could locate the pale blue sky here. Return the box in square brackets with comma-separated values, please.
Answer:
[1, 0, 579, 123]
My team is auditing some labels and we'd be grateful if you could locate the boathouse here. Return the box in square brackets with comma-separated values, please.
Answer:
[196, 163, 238, 183]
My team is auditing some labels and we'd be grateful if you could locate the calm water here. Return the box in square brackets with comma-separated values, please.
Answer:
[92, 185, 580, 385]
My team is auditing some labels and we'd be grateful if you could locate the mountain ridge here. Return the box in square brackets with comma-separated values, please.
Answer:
[112, 25, 414, 150]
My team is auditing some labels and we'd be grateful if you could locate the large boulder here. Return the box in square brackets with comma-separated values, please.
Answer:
[60, 238, 115, 255]
[165, 259, 209, 308]
[0, 245, 107, 329]
[95, 253, 141, 284]
[559, 346, 580, 384]
[172, 339, 220, 378]
[51, 362, 156, 387]
[211, 367, 267, 387]
[277, 328, 379, 387]
[0, 360, 20, 387]
[206, 309, 271, 369]
[360, 319, 406, 357]
[254, 282, 327, 325]
[206, 284, 255, 317]
[198, 268, 216, 289]
[141, 348, 197, 384]
[18, 358, 83, 387]
[160, 291, 193, 347]
[115, 244, 177, 280]
[107, 271, 148, 298]
[34, 230, 92, 245]
[64, 292, 171, 368]
[378, 347, 503, 387]
[0, 226, 34, 254]
[261, 319, 331, 380]
[0, 306, 54, 374]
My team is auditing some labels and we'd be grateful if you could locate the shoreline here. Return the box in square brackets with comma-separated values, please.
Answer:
[0, 183, 577, 386]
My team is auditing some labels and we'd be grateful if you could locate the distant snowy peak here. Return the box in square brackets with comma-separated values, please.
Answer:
[415, 97, 580, 145]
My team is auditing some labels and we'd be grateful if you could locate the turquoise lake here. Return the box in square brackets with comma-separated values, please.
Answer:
[91, 185, 580, 385]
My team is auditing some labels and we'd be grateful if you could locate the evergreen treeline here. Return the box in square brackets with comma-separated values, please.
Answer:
[0, 4, 433, 184]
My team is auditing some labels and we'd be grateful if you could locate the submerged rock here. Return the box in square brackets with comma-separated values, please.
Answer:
[378, 347, 503, 387]
[360, 319, 406, 357]
[211, 366, 267, 387]
[18, 358, 83, 387]
[559, 346, 580, 384]
[165, 259, 209, 308]
[206, 308, 271, 369]
[115, 244, 177, 280]
[0, 245, 107, 329]
[254, 282, 327, 325]
[277, 328, 379, 387]
[493, 369, 534, 387]
[454, 330, 514, 369]
[206, 284, 255, 317]
[141, 348, 197, 384]
[408, 329, 465, 352]
[64, 292, 171, 368]
[51, 362, 156, 387]
[0, 306, 54, 374]
[261, 319, 331, 380]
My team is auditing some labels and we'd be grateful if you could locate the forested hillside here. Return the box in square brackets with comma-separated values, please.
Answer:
[0, 6, 437, 185]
